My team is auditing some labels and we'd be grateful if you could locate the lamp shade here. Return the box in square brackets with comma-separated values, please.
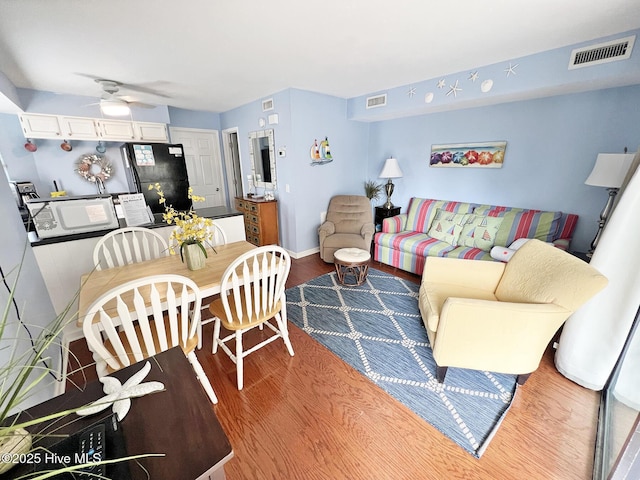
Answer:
[100, 99, 131, 117]
[585, 153, 635, 188]
[379, 157, 403, 179]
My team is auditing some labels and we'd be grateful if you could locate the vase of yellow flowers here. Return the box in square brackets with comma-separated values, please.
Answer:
[149, 183, 214, 271]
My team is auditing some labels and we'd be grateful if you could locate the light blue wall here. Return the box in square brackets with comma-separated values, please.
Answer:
[288, 89, 369, 254]
[221, 90, 293, 244]
[367, 84, 640, 253]
[349, 28, 640, 121]
[220, 89, 291, 198]
[0, 158, 59, 410]
[168, 106, 221, 130]
[221, 88, 369, 254]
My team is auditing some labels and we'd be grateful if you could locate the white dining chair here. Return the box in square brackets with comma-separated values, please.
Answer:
[93, 227, 169, 271]
[198, 223, 228, 347]
[82, 274, 218, 404]
[209, 245, 294, 390]
[209, 223, 227, 247]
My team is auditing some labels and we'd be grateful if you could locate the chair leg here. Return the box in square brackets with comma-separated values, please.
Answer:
[436, 366, 448, 383]
[516, 373, 531, 385]
[212, 317, 221, 354]
[235, 331, 244, 390]
[275, 313, 295, 356]
[187, 351, 218, 404]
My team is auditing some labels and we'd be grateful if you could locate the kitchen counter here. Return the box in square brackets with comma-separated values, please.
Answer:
[29, 205, 242, 246]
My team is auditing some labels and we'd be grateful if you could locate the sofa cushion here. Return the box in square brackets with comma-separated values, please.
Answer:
[459, 215, 504, 251]
[405, 198, 475, 234]
[375, 231, 457, 257]
[555, 214, 579, 241]
[474, 205, 562, 246]
[445, 246, 494, 261]
[427, 209, 470, 246]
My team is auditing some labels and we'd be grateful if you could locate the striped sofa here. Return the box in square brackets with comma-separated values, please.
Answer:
[373, 197, 578, 275]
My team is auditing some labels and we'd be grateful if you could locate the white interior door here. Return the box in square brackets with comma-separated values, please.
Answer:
[169, 127, 226, 208]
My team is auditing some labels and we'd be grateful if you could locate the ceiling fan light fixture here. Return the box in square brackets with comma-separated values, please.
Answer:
[100, 99, 130, 116]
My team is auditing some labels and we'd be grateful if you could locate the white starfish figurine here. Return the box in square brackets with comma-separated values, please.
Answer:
[446, 80, 462, 98]
[76, 361, 165, 421]
[505, 63, 519, 77]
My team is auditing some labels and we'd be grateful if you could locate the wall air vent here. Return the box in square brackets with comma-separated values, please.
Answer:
[262, 98, 274, 111]
[366, 94, 387, 109]
[568, 35, 635, 70]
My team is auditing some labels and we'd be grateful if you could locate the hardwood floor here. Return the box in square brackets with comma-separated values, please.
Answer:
[67, 254, 599, 480]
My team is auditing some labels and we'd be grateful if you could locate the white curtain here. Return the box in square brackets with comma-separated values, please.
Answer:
[555, 151, 640, 400]
[612, 309, 640, 409]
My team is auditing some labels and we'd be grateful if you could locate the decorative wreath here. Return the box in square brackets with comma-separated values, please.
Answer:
[76, 154, 113, 183]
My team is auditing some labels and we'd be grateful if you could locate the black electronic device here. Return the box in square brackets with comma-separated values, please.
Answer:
[6, 414, 131, 480]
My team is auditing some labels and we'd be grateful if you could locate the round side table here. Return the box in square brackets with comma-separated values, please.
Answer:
[334, 248, 371, 286]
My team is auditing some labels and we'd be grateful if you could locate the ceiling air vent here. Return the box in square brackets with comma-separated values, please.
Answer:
[568, 35, 635, 70]
[366, 94, 387, 109]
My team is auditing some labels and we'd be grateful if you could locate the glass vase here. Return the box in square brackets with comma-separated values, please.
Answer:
[183, 243, 206, 271]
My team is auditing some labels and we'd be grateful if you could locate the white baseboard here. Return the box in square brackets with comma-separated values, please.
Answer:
[288, 247, 320, 259]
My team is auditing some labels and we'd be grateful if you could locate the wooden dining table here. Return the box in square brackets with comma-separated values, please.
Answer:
[77, 240, 256, 326]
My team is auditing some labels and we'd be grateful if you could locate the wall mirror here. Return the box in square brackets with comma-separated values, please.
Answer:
[248, 129, 276, 190]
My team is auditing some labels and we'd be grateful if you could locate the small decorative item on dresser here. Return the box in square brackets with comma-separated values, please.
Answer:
[150, 183, 215, 271]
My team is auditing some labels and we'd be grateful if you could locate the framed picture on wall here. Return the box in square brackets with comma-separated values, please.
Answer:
[429, 141, 507, 168]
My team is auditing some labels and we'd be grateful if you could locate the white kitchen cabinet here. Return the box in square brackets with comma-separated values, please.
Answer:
[19, 113, 62, 138]
[18, 113, 169, 143]
[97, 119, 136, 141]
[59, 116, 99, 139]
[134, 122, 168, 142]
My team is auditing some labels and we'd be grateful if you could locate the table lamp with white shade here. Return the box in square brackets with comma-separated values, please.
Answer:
[585, 152, 635, 255]
[379, 157, 403, 209]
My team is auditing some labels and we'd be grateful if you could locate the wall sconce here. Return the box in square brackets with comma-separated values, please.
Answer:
[379, 157, 403, 209]
[585, 152, 635, 255]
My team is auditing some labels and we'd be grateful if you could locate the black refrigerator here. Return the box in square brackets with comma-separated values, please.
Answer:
[121, 143, 192, 214]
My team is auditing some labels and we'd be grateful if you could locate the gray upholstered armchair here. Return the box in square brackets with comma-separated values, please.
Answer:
[318, 195, 375, 263]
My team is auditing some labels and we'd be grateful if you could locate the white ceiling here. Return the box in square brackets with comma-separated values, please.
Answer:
[0, 0, 639, 113]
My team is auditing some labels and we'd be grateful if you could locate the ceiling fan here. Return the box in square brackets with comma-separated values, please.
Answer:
[94, 79, 156, 116]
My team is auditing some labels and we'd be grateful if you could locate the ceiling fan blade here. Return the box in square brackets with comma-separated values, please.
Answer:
[119, 83, 171, 98]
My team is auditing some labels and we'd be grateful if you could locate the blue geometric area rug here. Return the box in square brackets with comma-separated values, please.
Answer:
[286, 268, 518, 458]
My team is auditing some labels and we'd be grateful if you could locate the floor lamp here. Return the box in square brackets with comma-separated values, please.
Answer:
[585, 152, 634, 256]
[379, 157, 403, 209]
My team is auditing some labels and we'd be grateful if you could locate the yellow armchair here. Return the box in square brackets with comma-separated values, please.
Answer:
[418, 239, 608, 384]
